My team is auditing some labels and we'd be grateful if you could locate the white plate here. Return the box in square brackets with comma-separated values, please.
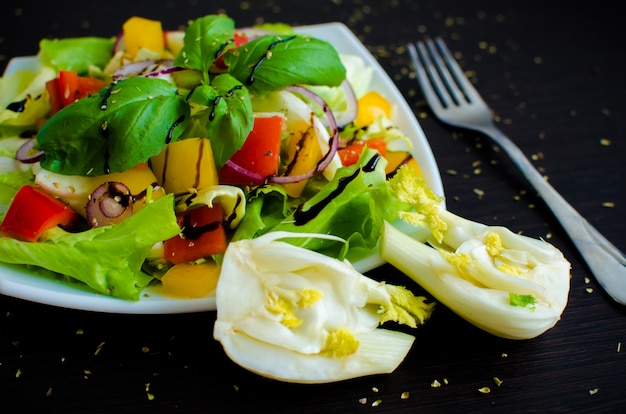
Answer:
[0, 22, 443, 314]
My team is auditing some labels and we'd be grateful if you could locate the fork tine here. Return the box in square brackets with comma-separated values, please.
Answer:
[407, 42, 448, 112]
[422, 38, 467, 107]
[431, 37, 486, 106]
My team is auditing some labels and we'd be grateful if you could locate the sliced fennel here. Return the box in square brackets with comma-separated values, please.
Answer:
[214, 231, 434, 383]
[381, 166, 571, 340]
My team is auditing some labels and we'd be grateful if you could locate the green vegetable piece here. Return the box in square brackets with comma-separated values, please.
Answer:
[380, 166, 571, 340]
[224, 35, 346, 95]
[183, 74, 253, 169]
[173, 14, 235, 81]
[0, 195, 180, 300]
[39, 37, 115, 74]
[37, 77, 190, 176]
[235, 148, 403, 257]
[509, 293, 537, 310]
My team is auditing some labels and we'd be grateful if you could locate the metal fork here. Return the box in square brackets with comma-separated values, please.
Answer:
[408, 37, 626, 305]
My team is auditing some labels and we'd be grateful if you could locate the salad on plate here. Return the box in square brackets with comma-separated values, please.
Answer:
[0, 14, 436, 304]
[0, 13, 572, 383]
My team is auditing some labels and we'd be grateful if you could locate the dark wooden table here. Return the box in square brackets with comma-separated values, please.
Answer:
[1, 1, 624, 413]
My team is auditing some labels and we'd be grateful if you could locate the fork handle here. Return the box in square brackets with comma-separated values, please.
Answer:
[487, 127, 626, 305]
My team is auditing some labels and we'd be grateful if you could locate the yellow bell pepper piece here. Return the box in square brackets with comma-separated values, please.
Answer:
[122, 16, 165, 58]
[161, 261, 221, 298]
[150, 138, 219, 194]
[384, 151, 422, 178]
[354, 91, 392, 128]
[282, 120, 322, 198]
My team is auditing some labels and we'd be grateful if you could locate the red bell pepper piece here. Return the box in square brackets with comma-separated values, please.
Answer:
[0, 185, 79, 242]
[58, 70, 80, 107]
[213, 32, 249, 71]
[218, 115, 283, 185]
[337, 138, 387, 166]
[164, 204, 227, 265]
[45, 78, 64, 116]
[46, 70, 107, 115]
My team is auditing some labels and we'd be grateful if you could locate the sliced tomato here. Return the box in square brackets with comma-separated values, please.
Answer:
[218, 115, 283, 185]
[0, 185, 79, 242]
[337, 138, 387, 166]
[164, 204, 227, 265]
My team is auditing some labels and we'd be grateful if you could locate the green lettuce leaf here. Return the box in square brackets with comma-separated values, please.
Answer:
[233, 148, 405, 257]
[0, 195, 180, 300]
[38, 37, 115, 73]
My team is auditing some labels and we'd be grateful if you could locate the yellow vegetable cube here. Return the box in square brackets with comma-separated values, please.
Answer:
[384, 151, 422, 178]
[150, 138, 219, 194]
[161, 261, 221, 298]
[122, 16, 165, 58]
[354, 91, 392, 128]
[282, 120, 322, 198]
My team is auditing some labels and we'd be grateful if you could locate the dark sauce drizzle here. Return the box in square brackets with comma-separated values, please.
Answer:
[246, 35, 297, 85]
[209, 85, 244, 121]
[100, 121, 111, 174]
[215, 39, 234, 59]
[225, 194, 243, 228]
[166, 115, 186, 144]
[292, 153, 382, 226]
[100, 83, 117, 110]
[7, 98, 27, 113]
[180, 217, 223, 240]
[385, 154, 414, 180]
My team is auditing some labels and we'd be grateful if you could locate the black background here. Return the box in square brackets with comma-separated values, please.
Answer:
[1, 1, 624, 413]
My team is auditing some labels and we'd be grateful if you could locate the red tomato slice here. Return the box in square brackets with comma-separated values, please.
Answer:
[218, 115, 283, 185]
[0, 185, 79, 242]
[163, 204, 227, 265]
[337, 138, 387, 166]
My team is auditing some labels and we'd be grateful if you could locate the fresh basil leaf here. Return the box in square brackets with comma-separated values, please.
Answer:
[37, 77, 189, 176]
[173, 14, 235, 79]
[209, 74, 254, 167]
[187, 74, 253, 169]
[224, 35, 346, 95]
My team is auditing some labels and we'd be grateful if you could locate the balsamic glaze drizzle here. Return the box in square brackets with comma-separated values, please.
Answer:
[246, 35, 297, 85]
[292, 153, 382, 226]
[166, 115, 186, 144]
[7, 98, 27, 113]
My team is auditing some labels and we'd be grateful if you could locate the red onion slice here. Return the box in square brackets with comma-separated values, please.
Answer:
[86, 182, 134, 227]
[16, 138, 44, 164]
[144, 65, 183, 78]
[113, 32, 125, 54]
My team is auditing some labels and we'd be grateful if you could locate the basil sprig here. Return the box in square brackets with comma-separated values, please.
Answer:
[37, 13, 346, 176]
[38, 77, 189, 176]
